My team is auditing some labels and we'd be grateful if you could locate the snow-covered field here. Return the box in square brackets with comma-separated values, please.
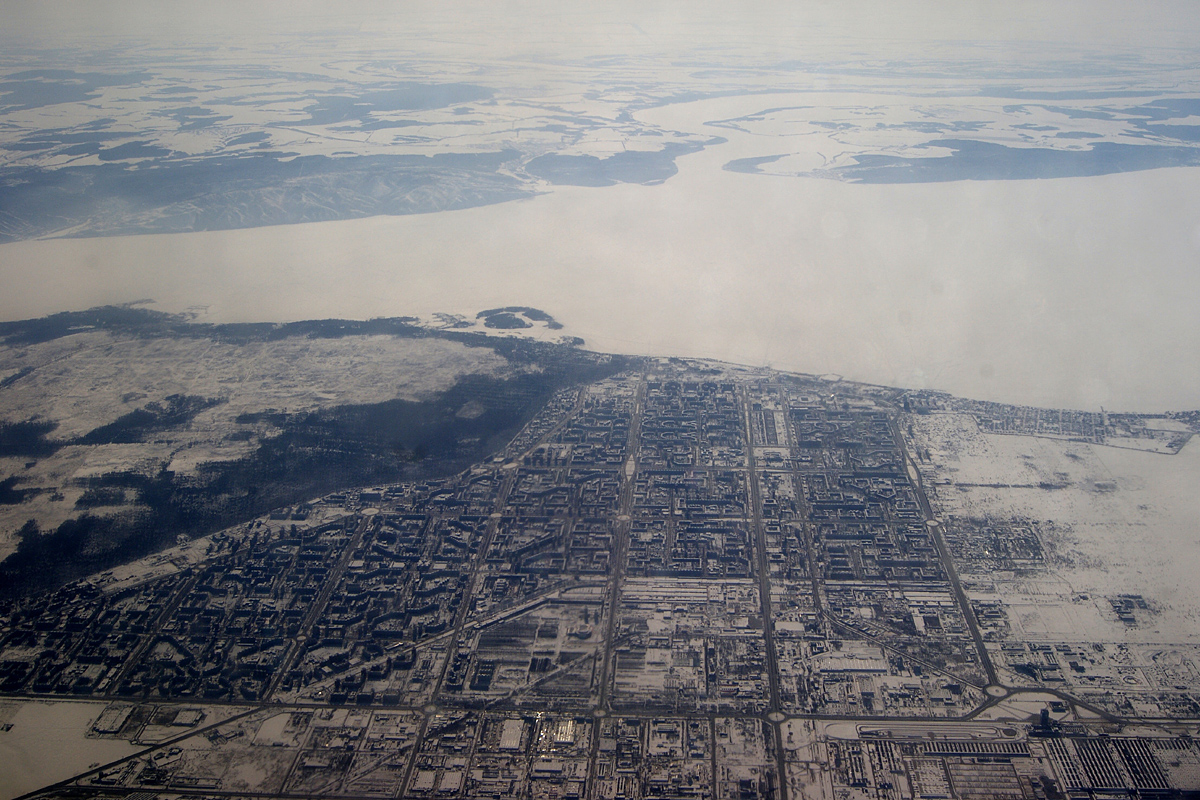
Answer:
[0, 331, 511, 560]
[0, 699, 142, 800]
[913, 412, 1200, 642]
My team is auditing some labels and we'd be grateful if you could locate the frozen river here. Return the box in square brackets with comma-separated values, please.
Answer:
[2, 93, 1199, 413]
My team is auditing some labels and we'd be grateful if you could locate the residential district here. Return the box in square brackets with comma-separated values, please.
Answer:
[3, 360, 1200, 799]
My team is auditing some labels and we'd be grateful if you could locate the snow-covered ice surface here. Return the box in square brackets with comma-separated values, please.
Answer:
[4, 7, 1200, 411]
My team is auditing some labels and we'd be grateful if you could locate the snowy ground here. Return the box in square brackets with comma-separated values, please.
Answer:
[913, 412, 1200, 643]
[0, 330, 510, 560]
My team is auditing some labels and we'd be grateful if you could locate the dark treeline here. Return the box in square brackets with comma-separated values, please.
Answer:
[0, 305, 428, 347]
[0, 317, 630, 597]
